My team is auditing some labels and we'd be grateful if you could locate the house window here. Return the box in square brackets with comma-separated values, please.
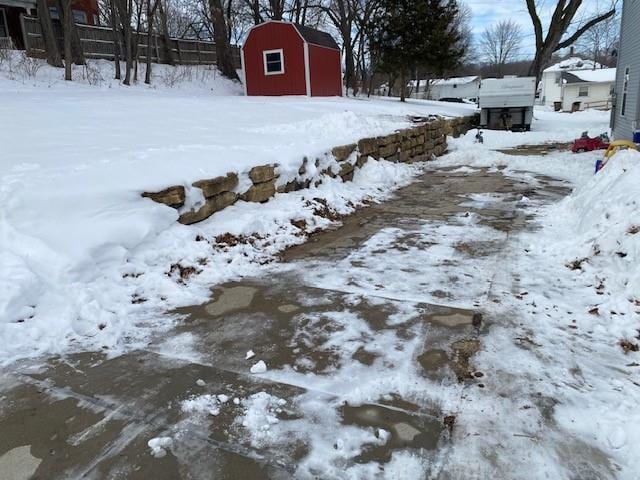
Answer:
[72, 9, 87, 24]
[621, 66, 630, 116]
[0, 9, 8, 38]
[578, 86, 589, 97]
[263, 49, 284, 75]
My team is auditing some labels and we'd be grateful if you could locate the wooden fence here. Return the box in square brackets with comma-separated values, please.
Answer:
[20, 15, 240, 67]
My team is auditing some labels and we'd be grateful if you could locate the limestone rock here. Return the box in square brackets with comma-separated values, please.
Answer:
[178, 191, 237, 225]
[357, 137, 378, 155]
[356, 155, 369, 168]
[193, 173, 238, 198]
[337, 161, 355, 177]
[242, 180, 276, 203]
[331, 144, 357, 162]
[249, 165, 277, 184]
[379, 144, 398, 158]
[142, 185, 185, 208]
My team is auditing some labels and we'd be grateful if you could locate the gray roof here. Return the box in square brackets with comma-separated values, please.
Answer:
[293, 24, 340, 50]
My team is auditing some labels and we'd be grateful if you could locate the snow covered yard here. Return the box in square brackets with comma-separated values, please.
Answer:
[1, 58, 639, 479]
[0, 59, 475, 364]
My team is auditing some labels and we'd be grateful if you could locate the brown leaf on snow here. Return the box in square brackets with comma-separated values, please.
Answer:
[588, 307, 600, 315]
[620, 340, 639, 354]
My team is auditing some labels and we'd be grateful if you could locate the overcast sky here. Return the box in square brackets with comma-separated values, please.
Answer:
[464, 0, 618, 58]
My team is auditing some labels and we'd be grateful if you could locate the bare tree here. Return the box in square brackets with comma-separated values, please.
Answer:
[114, 0, 134, 85]
[56, 0, 86, 80]
[145, 0, 161, 83]
[526, 0, 617, 82]
[209, 0, 240, 79]
[576, 12, 619, 67]
[480, 19, 522, 77]
[107, 0, 122, 79]
[36, 0, 63, 67]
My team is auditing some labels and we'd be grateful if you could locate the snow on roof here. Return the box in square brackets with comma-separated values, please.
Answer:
[567, 68, 616, 83]
[408, 76, 479, 88]
[432, 76, 479, 86]
[544, 57, 603, 73]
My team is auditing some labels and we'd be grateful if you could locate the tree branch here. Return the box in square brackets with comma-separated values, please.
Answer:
[525, 0, 543, 51]
[556, 8, 616, 50]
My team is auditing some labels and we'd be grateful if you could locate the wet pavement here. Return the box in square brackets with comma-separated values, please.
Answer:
[0, 166, 572, 479]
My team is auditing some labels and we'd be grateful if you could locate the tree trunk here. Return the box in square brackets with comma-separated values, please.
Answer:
[36, 0, 63, 67]
[109, 0, 121, 79]
[145, 0, 158, 84]
[399, 70, 406, 102]
[56, 0, 85, 65]
[62, 0, 72, 79]
[116, 0, 133, 85]
[133, 0, 144, 82]
[157, 0, 174, 65]
[209, 0, 239, 80]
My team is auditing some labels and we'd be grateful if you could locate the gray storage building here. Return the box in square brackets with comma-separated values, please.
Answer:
[611, 0, 640, 141]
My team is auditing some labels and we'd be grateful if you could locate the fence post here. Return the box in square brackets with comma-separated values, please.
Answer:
[154, 34, 160, 63]
[176, 40, 182, 64]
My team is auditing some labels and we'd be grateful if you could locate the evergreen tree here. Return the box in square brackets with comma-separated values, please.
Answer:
[374, 0, 463, 101]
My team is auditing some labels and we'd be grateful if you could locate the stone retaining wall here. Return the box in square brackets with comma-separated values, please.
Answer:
[143, 114, 478, 225]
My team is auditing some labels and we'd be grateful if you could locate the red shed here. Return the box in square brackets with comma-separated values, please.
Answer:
[241, 21, 342, 97]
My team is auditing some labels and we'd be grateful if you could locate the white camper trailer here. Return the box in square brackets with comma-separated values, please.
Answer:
[479, 77, 537, 131]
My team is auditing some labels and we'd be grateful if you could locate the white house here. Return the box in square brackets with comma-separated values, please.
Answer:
[560, 68, 616, 111]
[409, 76, 480, 101]
[539, 57, 614, 111]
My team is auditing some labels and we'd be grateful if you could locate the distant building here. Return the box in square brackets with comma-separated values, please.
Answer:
[0, 0, 99, 50]
[611, 0, 640, 141]
[560, 68, 616, 112]
[241, 21, 342, 97]
[409, 76, 480, 101]
[539, 57, 615, 111]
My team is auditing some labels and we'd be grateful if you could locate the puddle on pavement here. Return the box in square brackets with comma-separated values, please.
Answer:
[497, 142, 572, 156]
[341, 403, 442, 464]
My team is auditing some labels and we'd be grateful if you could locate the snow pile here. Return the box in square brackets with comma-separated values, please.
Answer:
[181, 393, 231, 417]
[446, 149, 640, 478]
[147, 436, 173, 458]
[237, 391, 287, 448]
[552, 150, 640, 297]
[249, 360, 267, 374]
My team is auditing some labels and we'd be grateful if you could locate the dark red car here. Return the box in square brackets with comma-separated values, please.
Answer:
[572, 132, 610, 153]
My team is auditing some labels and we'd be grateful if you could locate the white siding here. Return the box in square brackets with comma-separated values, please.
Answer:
[562, 82, 613, 111]
[540, 71, 563, 107]
[430, 80, 480, 100]
[612, 0, 640, 140]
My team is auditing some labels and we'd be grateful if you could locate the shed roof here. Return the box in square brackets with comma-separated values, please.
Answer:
[293, 24, 340, 50]
[544, 57, 603, 73]
[563, 68, 616, 84]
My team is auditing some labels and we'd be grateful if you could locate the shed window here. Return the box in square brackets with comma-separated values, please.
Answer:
[73, 9, 87, 24]
[578, 86, 589, 97]
[263, 49, 284, 75]
[621, 66, 630, 116]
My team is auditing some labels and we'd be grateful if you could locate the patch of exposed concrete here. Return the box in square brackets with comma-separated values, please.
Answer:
[204, 286, 257, 317]
[277, 304, 300, 314]
[0, 446, 41, 480]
